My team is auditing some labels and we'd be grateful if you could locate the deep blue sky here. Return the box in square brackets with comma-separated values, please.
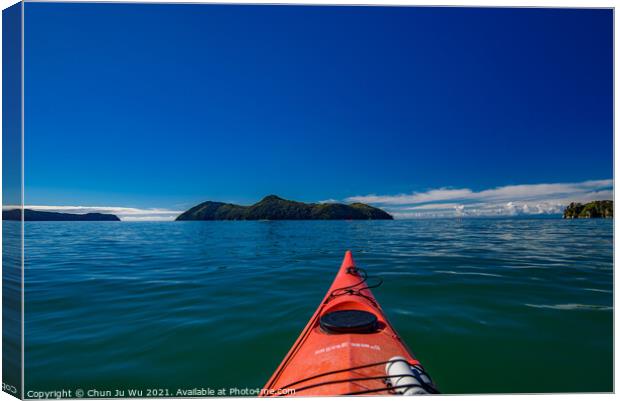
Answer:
[24, 4, 613, 210]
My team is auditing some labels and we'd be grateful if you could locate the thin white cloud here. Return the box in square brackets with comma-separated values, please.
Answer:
[402, 202, 466, 211]
[346, 188, 474, 205]
[12, 205, 183, 222]
[345, 179, 613, 218]
[347, 179, 612, 205]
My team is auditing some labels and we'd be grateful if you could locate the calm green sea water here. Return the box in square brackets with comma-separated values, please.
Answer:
[18, 219, 612, 395]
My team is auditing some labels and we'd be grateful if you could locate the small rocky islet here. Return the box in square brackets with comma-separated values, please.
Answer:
[176, 195, 393, 221]
[562, 200, 613, 219]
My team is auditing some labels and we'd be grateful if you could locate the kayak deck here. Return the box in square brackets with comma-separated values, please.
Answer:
[262, 251, 436, 396]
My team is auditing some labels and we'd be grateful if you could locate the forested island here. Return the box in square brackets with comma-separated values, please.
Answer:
[176, 195, 393, 221]
[2, 209, 121, 221]
[563, 201, 613, 219]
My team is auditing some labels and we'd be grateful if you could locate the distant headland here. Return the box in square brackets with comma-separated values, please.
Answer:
[176, 195, 393, 221]
[3, 209, 121, 221]
[563, 201, 613, 219]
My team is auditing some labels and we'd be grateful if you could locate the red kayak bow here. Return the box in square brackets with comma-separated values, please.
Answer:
[262, 251, 437, 396]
